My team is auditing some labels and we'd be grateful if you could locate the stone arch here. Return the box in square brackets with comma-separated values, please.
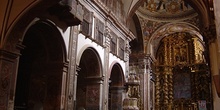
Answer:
[184, 0, 211, 29]
[147, 22, 204, 58]
[129, 13, 144, 53]
[76, 47, 103, 110]
[108, 62, 125, 110]
[109, 63, 125, 86]
[14, 20, 67, 109]
[0, 2, 69, 110]
[76, 44, 96, 66]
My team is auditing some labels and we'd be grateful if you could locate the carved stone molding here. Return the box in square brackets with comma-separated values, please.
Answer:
[0, 50, 19, 110]
[124, 43, 131, 62]
[48, 0, 83, 26]
[85, 0, 136, 40]
[104, 26, 111, 48]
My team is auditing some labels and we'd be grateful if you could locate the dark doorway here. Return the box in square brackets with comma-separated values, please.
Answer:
[76, 48, 102, 110]
[14, 21, 66, 110]
[109, 63, 125, 110]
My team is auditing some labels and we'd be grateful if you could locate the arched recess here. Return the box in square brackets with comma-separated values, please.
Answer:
[108, 63, 125, 110]
[76, 47, 103, 110]
[129, 14, 144, 54]
[147, 22, 204, 58]
[14, 20, 67, 109]
[154, 32, 212, 110]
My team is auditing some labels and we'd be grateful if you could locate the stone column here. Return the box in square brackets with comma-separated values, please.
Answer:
[61, 63, 68, 110]
[125, 40, 131, 78]
[137, 55, 155, 110]
[206, 1, 220, 109]
[137, 58, 146, 110]
[66, 26, 79, 110]
[73, 65, 80, 110]
[0, 50, 20, 110]
[209, 41, 220, 109]
[213, 0, 220, 68]
[85, 77, 104, 110]
[103, 26, 111, 110]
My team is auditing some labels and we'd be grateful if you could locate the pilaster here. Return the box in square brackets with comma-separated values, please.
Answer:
[66, 26, 79, 110]
[0, 50, 20, 110]
[130, 54, 155, 110]
[85, 76, 104, 110]
[103, 26, 111, 110]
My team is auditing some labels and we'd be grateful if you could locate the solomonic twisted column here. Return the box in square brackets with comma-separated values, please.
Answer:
[155, 73, 160, 110]
[163, 73, 169, 107]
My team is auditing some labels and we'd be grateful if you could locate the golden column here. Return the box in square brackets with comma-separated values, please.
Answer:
[167, 70, 173, 110]
[163, 38, 169, 109]
[167, 37, 173, 109]
[155, 70, 160, 110]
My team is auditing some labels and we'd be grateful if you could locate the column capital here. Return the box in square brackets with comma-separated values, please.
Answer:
[85, 76, 104, 84]
[75, 65, 81, 76]
[76, 64, 81, 70]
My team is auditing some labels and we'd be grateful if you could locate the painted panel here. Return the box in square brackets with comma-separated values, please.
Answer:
[173, 71, 191, 99]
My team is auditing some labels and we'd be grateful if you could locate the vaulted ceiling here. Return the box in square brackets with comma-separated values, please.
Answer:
[128, 0, 214, 57]
[137, 0, 196, 21]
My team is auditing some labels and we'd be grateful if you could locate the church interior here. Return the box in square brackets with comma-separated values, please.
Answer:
[1, 0, 220, 110]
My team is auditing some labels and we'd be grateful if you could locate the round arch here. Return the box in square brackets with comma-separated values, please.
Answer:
[147, 22, 204, 57]
[129, 14, 144, 53]
[76, 44, 100, 66]
[78, 47, 103, 77]
[108, 62, 125, 110]
[76, 47, 103, 110]
[184, 0, 211, 29]
[109, 62, 125, 86]
[14, 20, 67, 109]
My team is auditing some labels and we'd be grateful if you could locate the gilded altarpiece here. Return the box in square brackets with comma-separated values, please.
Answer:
[155, 32, 212, 110]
